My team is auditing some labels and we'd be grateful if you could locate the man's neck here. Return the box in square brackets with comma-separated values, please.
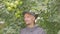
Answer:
[27, 23, 35, 28]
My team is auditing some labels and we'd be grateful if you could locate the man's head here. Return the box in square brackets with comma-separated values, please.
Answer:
[23, 11, 38, 25]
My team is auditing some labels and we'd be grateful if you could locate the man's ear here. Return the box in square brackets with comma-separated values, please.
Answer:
[33, 17, 35, 20]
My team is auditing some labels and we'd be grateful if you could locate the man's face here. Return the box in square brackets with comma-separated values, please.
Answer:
[24, 13, 35, 25]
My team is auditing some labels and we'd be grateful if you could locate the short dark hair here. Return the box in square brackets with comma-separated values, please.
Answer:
[23, 11, 38, 19]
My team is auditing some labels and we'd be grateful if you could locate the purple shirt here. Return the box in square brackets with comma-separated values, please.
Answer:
[20, 26, 46, 34]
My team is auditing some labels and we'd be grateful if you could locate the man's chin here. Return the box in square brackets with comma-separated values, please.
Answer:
[26, 23, 31, 25]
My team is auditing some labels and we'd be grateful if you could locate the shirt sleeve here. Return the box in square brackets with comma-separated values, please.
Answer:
[20, 29, 23, 34]
[41, 30, 46, 34]
[20, 29, 26, 34]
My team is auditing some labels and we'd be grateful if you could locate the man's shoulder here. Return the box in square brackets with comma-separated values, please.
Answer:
[20, 27, 27, 32]
[36, 26, 44, 30]
[21, 26, 44, 31]
[37, 27, 46, 34]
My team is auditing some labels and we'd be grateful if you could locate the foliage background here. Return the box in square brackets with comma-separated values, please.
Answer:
[0, 0, 60, 34]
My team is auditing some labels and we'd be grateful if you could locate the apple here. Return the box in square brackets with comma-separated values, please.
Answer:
[7, 7, 12, 11]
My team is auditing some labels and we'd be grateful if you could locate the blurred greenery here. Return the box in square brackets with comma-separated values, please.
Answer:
[0, 0, 60, 34]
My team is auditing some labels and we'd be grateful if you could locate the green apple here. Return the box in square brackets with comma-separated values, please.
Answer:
[19, 1, 23, 5]
[7, 7, 12, 11]
[5, 2, 10, 6]
[15, 1, 19, 5]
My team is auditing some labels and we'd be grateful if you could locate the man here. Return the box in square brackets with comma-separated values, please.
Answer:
[20, 11, 46, 34]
